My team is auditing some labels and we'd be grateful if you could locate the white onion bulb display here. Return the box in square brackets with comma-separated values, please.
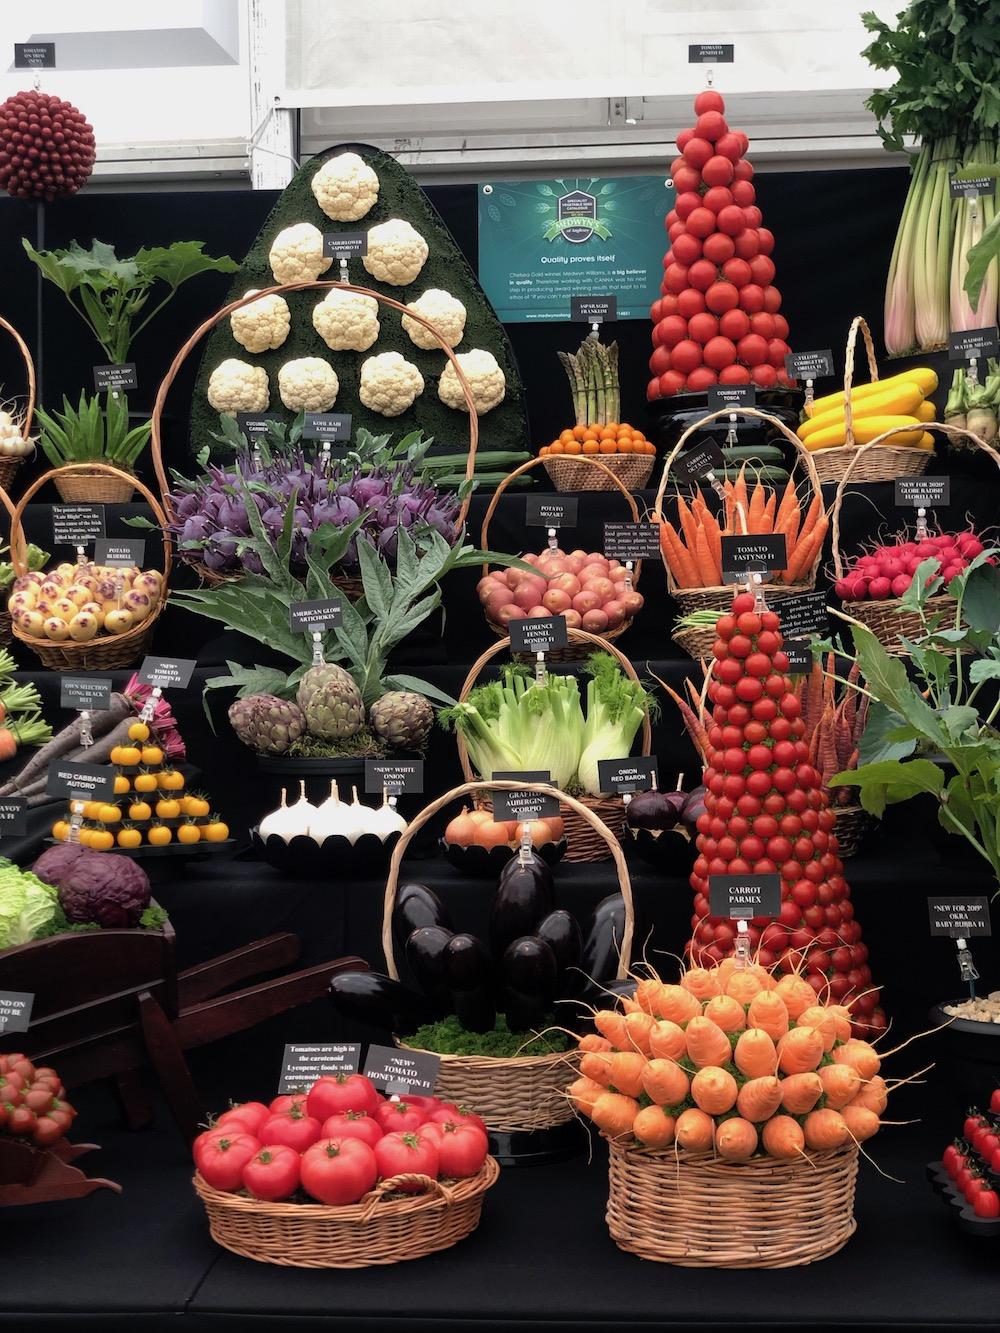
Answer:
[260, 781, 407, 846]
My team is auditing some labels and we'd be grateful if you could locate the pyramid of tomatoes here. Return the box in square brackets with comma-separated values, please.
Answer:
[690, 592, 885, 1038]
[648, 89, 793, 400]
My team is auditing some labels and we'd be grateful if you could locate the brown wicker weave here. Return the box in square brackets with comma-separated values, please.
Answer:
[194, 1158, 499, 1268]
[456, 629, 651, 863]
[0, 458, 23, 493]
[834, 803, 872, 859]
[10, 463, 171, 671]
[543, 452, 654, 493]
[0, 314, 38, 496]
[671, 622, 716, 659]
[606, 1140, 859, 1268]
[331, 571, 364, 601]
[53, 468, 135, 504]
[382, 778, 635, 1132]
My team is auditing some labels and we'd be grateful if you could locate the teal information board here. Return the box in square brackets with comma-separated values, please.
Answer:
[477, 175, 669, 323]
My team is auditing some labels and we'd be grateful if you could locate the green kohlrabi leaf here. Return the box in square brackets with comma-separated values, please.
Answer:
[857, 699, 918, 764]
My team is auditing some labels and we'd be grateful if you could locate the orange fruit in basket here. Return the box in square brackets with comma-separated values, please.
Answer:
[565, 440, 582, 455]
[618, 439, 634, 454]
[549, 440, 564, 455]
[582, 439, 600, 454]
[620, 422, 632, 431]
[599, 439, 617, 454]
[600, 426, 617, 441]
[572, 425, 587, 441]
[559, 429, 574, 442]
[539, 446, 549, 456]
[645, 442, 657, 456]
[633, 429, 646, 442]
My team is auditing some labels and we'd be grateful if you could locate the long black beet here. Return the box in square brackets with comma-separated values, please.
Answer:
[405, 925, 454, 1015]
[445, 933, 495, 1033]
[489, 853, 553, 961]
[575, 893, 626, 997]
[328, 971, 435, 1036]
[392, 882, 452, 952]
[501, 935, 557, 1032]
[536, 909, 582, 993]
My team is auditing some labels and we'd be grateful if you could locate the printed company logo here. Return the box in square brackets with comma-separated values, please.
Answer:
[545, 191, 611, 244]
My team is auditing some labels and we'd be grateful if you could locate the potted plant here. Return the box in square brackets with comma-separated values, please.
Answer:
[34, 391, 151, 501]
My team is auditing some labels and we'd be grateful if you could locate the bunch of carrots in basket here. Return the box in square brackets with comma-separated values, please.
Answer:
[655, 466, 828, 589]
[797, 657, 868, 808]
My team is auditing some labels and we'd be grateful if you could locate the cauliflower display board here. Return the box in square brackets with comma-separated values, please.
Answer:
[191, 143, 527, 459]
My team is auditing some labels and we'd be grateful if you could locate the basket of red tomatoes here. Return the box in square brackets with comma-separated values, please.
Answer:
[191, 1072, 499, 1267]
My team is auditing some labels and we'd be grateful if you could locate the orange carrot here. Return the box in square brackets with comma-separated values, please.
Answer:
[578, 1033, 613, 1054]
[635, 978, 666, 1016]
[734, 1028, 778, 1078]
[660, 520, 699, 589]
[676, 493, 700, 556]
[593, 1009, 629, 1049]
[641, 1058, 690, 1107]
[784, 514, 828, 584]
[620, 996, 641, 1014]
[605, 1051, 647, 1098]
[762, 490, 777, 530]
[776, 974, 816, 1020]
[746, 991, 790, 1041]
[681, 967, 722, 1002]
[648, 1019, 687, 1062]
[579, 1052, 614, 1088]
[779, 1071, 823, 1115]
[777, 1026, 825, 1075]
[782, 503, 802, 560]
[691, 1065, 738, 1115]
[774, 475, 798, 535]
[700, 504, 723, 578]
[694, 524, 719, 586]
[797, 1005, 838, 1052]
[703, 994, 747, 1034]
[568, 1076, 604, 1115]
[685, 1016, 733, 1069]
[818, 1063, 861, 1110]
[732, 464, 749, 535]
[590, 1091, 640, 1138]
[623, 1010, 657, 1055]
[722, 478, 736, 532]
[762, 1115, 805, 1160]
[825, 1004, 854, 1044]
[841, 1104, 880, 1143]
[848, 1074, 888, 1115]
[675, 1106, 715, 1153]
[748, 480, 765, 531]
[736, 1074, 783, 1122]
[725, 969, 765, 1004]
[797, 492, 822, 545]
[804, 1107, 850, 1151]
[832, 1039, 880, 1081]
[654, 984, 702, 1026]
[716, 1117, 758, 1160]
[633, 1104, 676, 1149]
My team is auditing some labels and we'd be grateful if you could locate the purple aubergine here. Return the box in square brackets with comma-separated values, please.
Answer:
[328, 970, 435, 1036]
[405, 925, 454, 1015]
[490, 853, 553, 961]
[392, 882, 453, 951]
[536, 909, 582, 993]
[501, 935, 558, 1032]
[578, 893, 626, 993]
[445, 933, 496, 1033]
[626, 788, 680, 832]
[681, 785, 707, 827]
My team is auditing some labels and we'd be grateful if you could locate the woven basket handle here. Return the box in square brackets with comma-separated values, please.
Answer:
[150, 281, 480, 530]
[381, 778, 635, 983]
[479, 453, 642, 585]
[842, 316, 879, 448]
[0, 314, 36, 440]
[10, 463, 173, 587]
[0, 482, 25, 570]
[455, 626, 652, 781]
[830, 422, 1000, 578]
[358, 1173, 453, 1221]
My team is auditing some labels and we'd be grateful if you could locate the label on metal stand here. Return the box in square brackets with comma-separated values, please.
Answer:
[570, 295, 617, 323]
[525, 496, 578, 529]
[93, 363, 138, 393]
[363, 1044, 439, 1096]
[709, 874, 782, 920]
[491, 771, 559, 821]
[364, 760, 424, 795]
[927, 895, 992, 937]
[596, 757, 658, 795]
[509, 615, 568, 654]
[94, 538, 145, 568]
[278, 1043, 361, 1094]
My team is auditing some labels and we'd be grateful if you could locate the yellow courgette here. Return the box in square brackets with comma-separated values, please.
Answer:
[916, 399, 936, 422]
[804, 414, 926, 451]
[805, 367, 939, 417]
[797, 382, 925, 440]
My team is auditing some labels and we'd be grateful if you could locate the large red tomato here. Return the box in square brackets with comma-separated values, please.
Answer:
[306, 1073, 380, 1122]
[436, 1124, 489, 1178]
[374, 1130, 440, 1190]
[195, 1130, 260, 1192]
[300, 1137, 379, 1205]
[321, 1110, 383, 1148]
[242, 1145, 301, 1201]
[258, 1106, 322, 1153]
[374, 1098, 427, 1134]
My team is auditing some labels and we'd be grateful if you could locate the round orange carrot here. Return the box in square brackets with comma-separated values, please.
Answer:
[796, 1004, 838, 1051]
[593, 1009, 629, 1049]
[691, 1065, 738, 1115]
[685, 1015, 732, 1068]
[641, 1057, 689, 1107]
[725, 969, 765, 1004]
[704, 993, 747, 1034]
[747, 990, 790, 1041]
[733, 1027, 777, 1078]
[777, 1025, 824, 1075]
[775, 973, 816, 1019]
[716, 1116, 758, 1160]
[567, 1075, 604, 1115]
[623, 1009, 657, 1055]
[841, 1104, 880, 1143]
[804, 1107, 850, 1151]
[818, 1063, 861, 1110]
[736, 1074, 783, 1122]
[779, 1071, 823, 1115]
[832, 1038, 880, 1081]
[633, 1104, 676, 1150]
[579, 1051, 614, 1088]
[604, 1051, 647, 1098]
[590, 1091, 639, 1138]
[762, 1115, 805, 1160]
[648, 1019, 687, 1061]
[675, 1106, 715, 1154]
[578, 1033, 613, 1054]
[681, 966, 722, 1002]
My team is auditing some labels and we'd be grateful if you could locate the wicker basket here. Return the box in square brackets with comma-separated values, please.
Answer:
[543, 452, 654, 493]
[834, 803, 872, 859]
[151, 281, 481, 571]
[194, 1158, 499, 1268]
[806, 317, 933, 485]
[480, 454, 645, 658]
[606, 1139, 859, 1268]
[672, 622, 716, 660]
[52, 468, 135, 504]
[381, 777, 636, 1132]
[456, 628, 651, 863]
[0, 314, 37, 497]
[10, 463, 171, 671]
[0, 458, 23, 493]
[654, 406, 826, 619]
[829, 424, 1000, 654]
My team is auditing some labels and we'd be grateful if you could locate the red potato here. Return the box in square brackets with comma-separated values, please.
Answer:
[581, 608, 609, 633]
[542, 589, 572, 614]
[573, 590, 601, 615]
[582, 576, 615, 603]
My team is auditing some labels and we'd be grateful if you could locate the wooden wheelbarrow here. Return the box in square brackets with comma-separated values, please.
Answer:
[0, 915, 367, 1144]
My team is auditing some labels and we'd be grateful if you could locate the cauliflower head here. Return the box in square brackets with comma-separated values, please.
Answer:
[207, 359, 269, 414]
[402, 289, 467, 350]
[268, 222, 333, 285]
[359, 352, 424, 417]
[362, 219, 429, 287]
[277, 358, 340, 412]
[311, 151, 379, 221]
[230, 288, 291, 354]
[312, 288, 380, 352]
[438, 349, 506, 415]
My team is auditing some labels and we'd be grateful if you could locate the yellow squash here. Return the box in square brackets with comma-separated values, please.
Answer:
[797, 381, 926, 440]
[805, 367, 939, 417]
[803, 414, 926, 451]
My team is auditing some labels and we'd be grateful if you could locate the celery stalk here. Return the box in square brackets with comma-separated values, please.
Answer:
[885, 143, 930, 356]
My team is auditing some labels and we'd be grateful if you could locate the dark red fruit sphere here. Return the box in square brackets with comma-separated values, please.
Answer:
[0, 90, 95, 200]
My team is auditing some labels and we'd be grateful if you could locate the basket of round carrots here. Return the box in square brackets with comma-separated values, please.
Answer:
[653, 408, 827, 656]
[569, 956, 893, 1267]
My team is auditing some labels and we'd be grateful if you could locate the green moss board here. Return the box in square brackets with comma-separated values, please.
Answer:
[190, 143, 528, 462]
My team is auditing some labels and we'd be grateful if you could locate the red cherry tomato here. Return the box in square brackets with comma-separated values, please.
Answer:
[242, 1144, 301, 1201]
[974, 1189, 1000, 1218]
[300, 1137, 379, 1205]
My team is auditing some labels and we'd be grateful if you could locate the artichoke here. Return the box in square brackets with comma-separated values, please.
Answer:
[228, 693, 306, 754]
[369, 691, 433, 751]
[296, 664, 364, 741]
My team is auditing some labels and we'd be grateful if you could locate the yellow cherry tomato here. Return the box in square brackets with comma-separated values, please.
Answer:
[117, 827, 142, 849]
[81, 800, 102, 820]
[128, 721, 150, 742]
[128, 801, 152, 822]
[158, 770, 185, 791]
[89, 828, 115, 851]
[97, 804, 122, 824]
[155, 798, 181, 820]
[77, 827, 94, 848]
[147, 824, 172, 846]
[116, 746, 142, 767]
[140, 745, 164, 766]
[182, 794, 210, 818]
[177, 822, 201, 845]
[113, 774, 131, 795]
[203, 820, 229, 843]
[109, 745, 127, 766]
[134, 772, 158, 793]
[52, 820, 70, 842]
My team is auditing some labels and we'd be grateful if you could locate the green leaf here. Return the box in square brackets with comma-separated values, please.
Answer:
[384, 674, 457, 707]
[962, 561, 1000, 632]
[965, 207, 1000, 309]
[857, 700, 918, 764]
[833, 757, 945, 818]
[969, 658, 1000, 684]
[132, 240, 239, 289]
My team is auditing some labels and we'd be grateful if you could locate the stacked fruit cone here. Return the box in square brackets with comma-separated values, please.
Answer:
[689, 591, 885, 1037]
[539, 422, 655, 459]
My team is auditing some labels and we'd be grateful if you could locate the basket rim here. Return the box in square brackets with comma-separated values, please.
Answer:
[396, 1038, 576, 1070]
[608, 1138, 860, 1171]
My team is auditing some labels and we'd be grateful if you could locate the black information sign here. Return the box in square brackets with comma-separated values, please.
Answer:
[720, 533, 788, 572]
[672, 439, 726, 483]
[928, 895, 992, 937]
[289, 599, 343, 632]
[491, 771, 560, 821]
[321, 232, 368, 259]
[782, 641, 814, 673]
[302, 412, 352, 442]
[949, 175, 996, 199]
[895, 476, 950, 508]
[93, 362, 138, 393]
[708, 384, 756, 412]
[278, 1043, 360, 1094]
[509, 614, 569, 654]
[14, 43, 54, 68]
[46, 760, 114, 801]
[137, 657, 196, 690]
[948, 327, 1000, 360]
[236, 411, 284, 438]
[785, 349, 835, 380]
[363, 1043, 439, 1096]
[603, 522, 662, 561]
[60, 677, 113, 712]
[94, 538, 145, 568]
[0, 991, 33, 1034]
[688, 43, 734, 62]
[778, 591, 829, 640]
[0, 799, 27, 837]
[709, 873, 782, 920]
[596, 756, 658, 795]
[570, 295, 617, 323]
[525, 495, 578, 529]
[364, 759, 424, 795]
[52, 504, 104, 547]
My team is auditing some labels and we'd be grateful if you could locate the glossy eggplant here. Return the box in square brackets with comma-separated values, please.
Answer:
[501, 935, 557, 1033]
[404, 925, 454, 1015]
[445, 932, 496, 1033]
[490, 852, 553, 961]
[328, 970, 436, 1036]
[392, 881, 452, 951]
[536, 909, 582, 994]
[577, 892, 626, 994]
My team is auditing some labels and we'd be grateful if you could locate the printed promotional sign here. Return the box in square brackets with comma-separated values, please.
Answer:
[52, 504, 104, 547]
[0, 991, 33, 1034]
[93, 362, 138, 393]
[364, 760, 424, 795]
[783, 641, 813, 672]
[603, 523, 661, 561]
[478, 175, 671, 322]
[895, 477, 950, 509]
[778, 591, 829, 640]
[709, 874, 782, 920]
[278, 1043, 360, 1094]
[363, 1044, 439, 1095]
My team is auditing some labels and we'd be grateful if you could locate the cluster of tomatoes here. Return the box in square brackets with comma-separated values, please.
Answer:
[690, 593, 885, 1038]
[192, 1073, 490, 1206]
[941, 1097, 1000, 1219]
[647, 90, 793, 401]
[0, 1052, 76, 1148]
[835, 530, 985, 602]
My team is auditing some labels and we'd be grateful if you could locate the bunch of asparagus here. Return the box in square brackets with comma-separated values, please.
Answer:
[557, 333, 620, 426]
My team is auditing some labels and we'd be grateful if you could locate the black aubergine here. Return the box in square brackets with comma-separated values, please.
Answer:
[536, 908, 583, 993]
[392, 881, 452, 951]
[501, 935, 557, 1032]
[405, 925, 454, 1015]
[490, 852, 553, 960]
[328, 970, 435, 1036]
[445, 932, 496, 1033]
